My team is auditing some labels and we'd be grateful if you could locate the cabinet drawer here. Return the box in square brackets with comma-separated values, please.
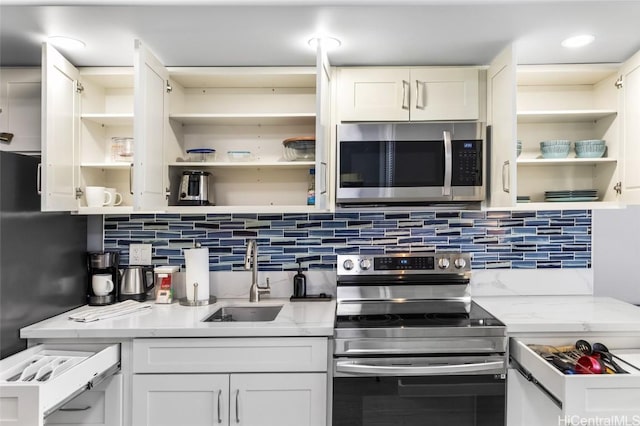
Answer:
[510, 337, 640, 418]
[45, 374, 122, 426]
[0, 344, 120, 426]
[132, 337, 328, 373]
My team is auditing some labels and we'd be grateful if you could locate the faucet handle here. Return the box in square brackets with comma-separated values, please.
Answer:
[258, 277, 271, 295]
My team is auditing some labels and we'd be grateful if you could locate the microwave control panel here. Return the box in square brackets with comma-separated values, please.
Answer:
[451, 140, 482, 186]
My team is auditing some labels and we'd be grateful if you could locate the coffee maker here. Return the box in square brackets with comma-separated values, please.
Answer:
[87, 251, 120, 305]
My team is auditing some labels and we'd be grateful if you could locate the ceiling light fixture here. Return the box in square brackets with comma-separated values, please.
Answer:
[47, 36, 86, 50]
[561, 34, 595, 48]
[307, 36, 341, 50]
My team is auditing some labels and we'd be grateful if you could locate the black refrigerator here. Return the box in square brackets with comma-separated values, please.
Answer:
[0, 151, 87, 359]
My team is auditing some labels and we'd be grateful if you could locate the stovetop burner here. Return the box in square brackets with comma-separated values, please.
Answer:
[335, 301, 503, 330]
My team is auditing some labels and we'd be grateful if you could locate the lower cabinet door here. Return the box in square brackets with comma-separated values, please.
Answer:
[132, 373, 327, 426]
[231, 373, 327, 426]
[132, 374, 229, 426]
[506, 368, 561, 426]
[45, 374, 123, 426]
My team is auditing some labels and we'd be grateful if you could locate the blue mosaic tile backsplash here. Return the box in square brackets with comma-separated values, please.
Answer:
[104, 209, 592, 271]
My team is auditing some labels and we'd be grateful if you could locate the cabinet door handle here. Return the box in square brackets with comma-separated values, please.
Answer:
[502, 160, 510, 193]
[235, 389, 240, 423]
[217, 389, 222, 424]
[129, 163, 134, 195]
[415, 79, 425, 110]
[36, 163, 42, 195]
[321, 162, 327, 195]
[401, 80, 410, 110]
[59, 406, 91, 412]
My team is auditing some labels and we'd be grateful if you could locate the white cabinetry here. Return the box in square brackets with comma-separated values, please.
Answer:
[337, 67, 481, 122]
[131, 337, 328, 426]
[45, 374, 123, 426]
[41, 40, 331, 214]
[516, 64, 620, 207]
[42, 43, 135, 213]
[508, 336, 640, 424]
[0, 67, 41, 154]
[618, 49, 640, 204]
[133, 373, 326, 426]
[0, 343, 121, 426]
[487, 46, 640, 208]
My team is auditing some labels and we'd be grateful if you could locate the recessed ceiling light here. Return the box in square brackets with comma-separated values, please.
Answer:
[561, 34, 595, 48]
[47, 36, 86, 50]
[307, 37, 341, 50]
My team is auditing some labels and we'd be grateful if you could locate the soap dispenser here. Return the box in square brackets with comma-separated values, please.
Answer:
[293, 262, 307, 298]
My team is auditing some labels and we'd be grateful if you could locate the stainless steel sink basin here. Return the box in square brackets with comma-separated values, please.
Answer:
[203, 305, 283, 322]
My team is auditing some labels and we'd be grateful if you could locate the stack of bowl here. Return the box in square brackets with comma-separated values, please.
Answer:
[540, 140, 571, 159]
[575, 140, 606, 158]
[516, 140, 522, 157]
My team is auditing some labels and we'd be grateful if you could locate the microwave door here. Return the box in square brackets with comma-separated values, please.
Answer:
[337, 139, 449, 203]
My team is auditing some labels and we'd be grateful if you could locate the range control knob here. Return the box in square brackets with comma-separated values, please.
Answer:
[437, 257, 450, 270]
[454, 258, 467, 269]
[359, 258, 372, 270]
[342, 259, 355, 271]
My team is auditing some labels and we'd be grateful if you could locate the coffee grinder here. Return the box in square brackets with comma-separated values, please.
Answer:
[87, 251, 120, 305]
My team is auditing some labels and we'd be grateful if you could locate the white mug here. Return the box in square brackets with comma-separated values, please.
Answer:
[92, 274, 114, 296]
[85, 186, 112, 207]
[105, 187, 123, 206]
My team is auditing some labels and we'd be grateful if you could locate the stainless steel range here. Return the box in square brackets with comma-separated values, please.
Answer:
[332, 253, 507, 426]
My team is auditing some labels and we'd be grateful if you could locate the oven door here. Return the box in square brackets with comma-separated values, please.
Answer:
[332, 356, 506, 426]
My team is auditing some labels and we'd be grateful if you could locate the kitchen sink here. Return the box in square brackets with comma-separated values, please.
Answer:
[203, 305, 283, 322]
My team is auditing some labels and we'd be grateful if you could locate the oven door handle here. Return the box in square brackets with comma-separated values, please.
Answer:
[335, 360, 504, 376]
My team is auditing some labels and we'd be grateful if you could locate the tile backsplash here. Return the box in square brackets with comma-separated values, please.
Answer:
[104, 209, 591, 271]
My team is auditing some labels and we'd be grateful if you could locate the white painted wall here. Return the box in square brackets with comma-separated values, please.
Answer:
[593, 205, 640, 304]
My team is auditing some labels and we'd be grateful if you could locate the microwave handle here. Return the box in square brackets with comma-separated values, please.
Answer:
[443, 131, 452, 196]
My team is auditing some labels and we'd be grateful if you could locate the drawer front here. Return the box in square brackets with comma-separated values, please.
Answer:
[132, 337, 328, 373]
[510, 337, 640, 418]
[45, 374, 122, 426]
[0, 344, 120, 426]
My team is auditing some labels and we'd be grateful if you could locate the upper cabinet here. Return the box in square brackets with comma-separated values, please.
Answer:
[42, 43, 134, 213]
[337, 67, 482, 122]
[0, 67, 41, 154]
[40, 41, 331, 214]
[514, 64, 621, 208]
[486, 45, 518, 209]
[617, 49, 640, 204]
[486, 45, 640, 209]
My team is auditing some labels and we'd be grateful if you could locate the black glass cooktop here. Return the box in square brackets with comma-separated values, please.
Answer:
[335, 301, 504, 329]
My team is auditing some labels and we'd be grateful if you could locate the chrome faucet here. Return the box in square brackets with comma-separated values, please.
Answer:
[245, 239, 271, 302]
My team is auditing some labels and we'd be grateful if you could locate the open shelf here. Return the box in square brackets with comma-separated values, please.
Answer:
[516, 155, 617, 167]
[517, 110, 617, 123]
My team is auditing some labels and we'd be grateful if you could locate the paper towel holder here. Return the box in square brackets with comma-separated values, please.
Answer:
[179, 282, 217, 306]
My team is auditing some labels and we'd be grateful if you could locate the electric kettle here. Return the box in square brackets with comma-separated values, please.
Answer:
[120, 266, 154, 301]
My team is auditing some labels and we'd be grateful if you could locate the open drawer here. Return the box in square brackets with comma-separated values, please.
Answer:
[510, 336, 640, 420]
[0, 343, 120, 426]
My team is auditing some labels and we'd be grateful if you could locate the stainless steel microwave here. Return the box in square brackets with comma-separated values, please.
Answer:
[336, 122, 485, 206]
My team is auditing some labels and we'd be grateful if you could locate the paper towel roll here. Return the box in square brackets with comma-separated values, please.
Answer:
[185, 247, 210, 301]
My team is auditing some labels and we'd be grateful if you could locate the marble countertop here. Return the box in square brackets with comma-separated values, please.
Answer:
[21, 298, 336, 339]
[475, 295, 640, 334]
[21, 295, 640, 341]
